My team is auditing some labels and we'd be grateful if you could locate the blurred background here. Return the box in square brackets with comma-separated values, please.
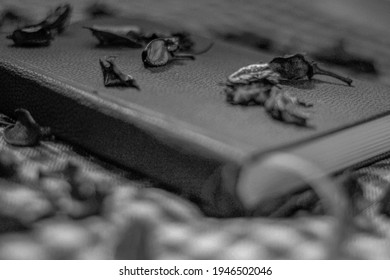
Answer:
[2, 0, 390, 84]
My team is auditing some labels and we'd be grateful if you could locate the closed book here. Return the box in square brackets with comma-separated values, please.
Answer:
[1, 18, 390, 217]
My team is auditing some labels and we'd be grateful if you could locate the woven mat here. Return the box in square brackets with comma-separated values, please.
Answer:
[1, 125, 390, 259]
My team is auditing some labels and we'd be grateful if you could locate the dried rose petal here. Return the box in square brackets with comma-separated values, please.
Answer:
[84, 25, 143, 47]
[171, 32, 194, 52]
[227, 63, 280, 85]
[269, 54, 352, 86]
[6, 25, 53, 46]
[99, 57, 140, 89]
[142, 38, 195, 67]
[264, 90, 312, 126]
[3, 109, 51, 147]
[142, 39, 171, 67]
[225, 81, 274, 105]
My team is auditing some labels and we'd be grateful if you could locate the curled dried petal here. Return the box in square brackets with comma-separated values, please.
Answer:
[142, 38, 196, 67]
[171, 32, 194, 52]
[269, 54, 352, 86]
[3, 109, 51, 147]
[6, 26, 53, 46]
[142, 39, 171, 67]
[84, 25, 143, 47]
[264, 90, 312, 126]
[227, 63, 280, 85]
[225, 82, 274, 105]
[170, 31, 213, 54]
[99, 57, 140, 89]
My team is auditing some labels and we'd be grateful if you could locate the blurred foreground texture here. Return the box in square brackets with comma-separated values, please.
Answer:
[1, 0, 390, 259]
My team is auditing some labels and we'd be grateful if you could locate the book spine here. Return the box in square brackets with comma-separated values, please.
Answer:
[0, 59, 246, 217]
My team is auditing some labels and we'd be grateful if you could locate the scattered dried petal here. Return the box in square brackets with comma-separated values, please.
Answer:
[142, 39, 171, 67]
[142, 38, 196, 67]
[225, 71, 278, 105]
[269, 53, 353, 86]
[6, 25, 53, 46]
[223, 60, 312, 126]
[170, 32, 194, 52]
[3, 109, 51, 147]
[264, 90, 312, 126]
[227, 63, 280, 85]
[84, 25, 144, 48]
[99, 57, 140, 89]
[225, 84, 268, 105]
[171, 32, 213, 54]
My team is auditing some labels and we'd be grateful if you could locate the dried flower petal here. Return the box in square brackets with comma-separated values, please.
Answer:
[142, 38, 195, 67]
[3, 109, 51, 146]
[224, 72, 278, 105]
[227, 63, 280, 85]
[99, 57, 140, 89]
[170, 32, 194, 51]
[269, 54, 353, 86]
[84, 25, 144, 48]
[142, 39, 171, 67]
[264, 90, 312, 126]
[6, 25, 53, 46]
[171, 32, 213, 54]
[224, 62, 312, 126]
[225, 81, 275, 105]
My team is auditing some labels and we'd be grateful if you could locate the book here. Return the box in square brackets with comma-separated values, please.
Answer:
[1, 18, 390, 217]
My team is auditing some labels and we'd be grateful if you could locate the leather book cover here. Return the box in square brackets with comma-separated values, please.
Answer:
[1, 18, 390, 217]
